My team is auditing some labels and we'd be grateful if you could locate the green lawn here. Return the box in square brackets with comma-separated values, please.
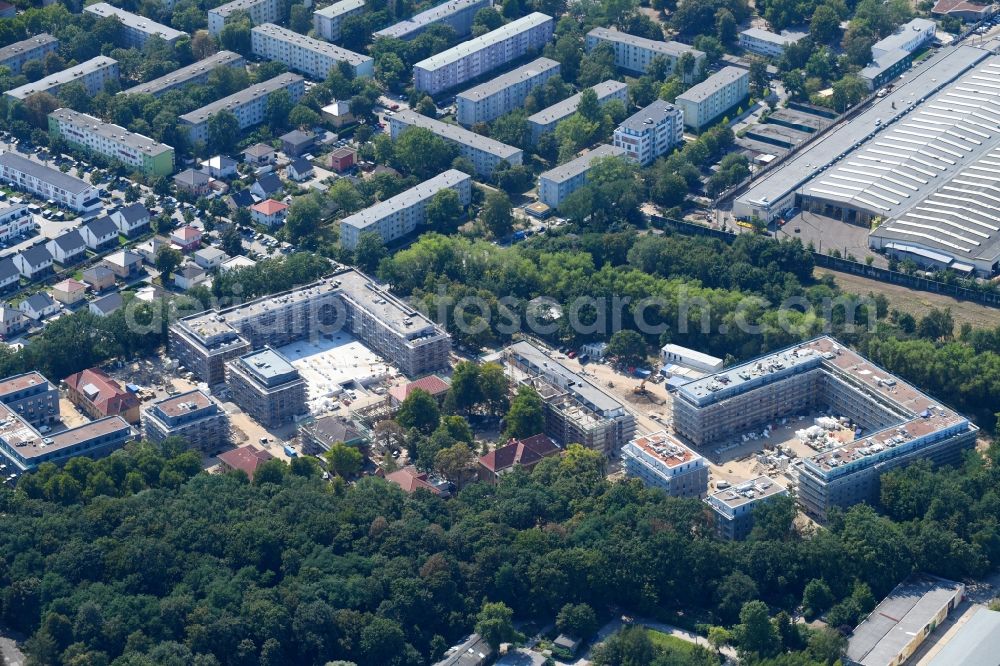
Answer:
[645, 630, 720, 664]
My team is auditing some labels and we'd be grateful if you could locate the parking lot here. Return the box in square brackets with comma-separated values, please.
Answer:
[777, 210, 886, 267]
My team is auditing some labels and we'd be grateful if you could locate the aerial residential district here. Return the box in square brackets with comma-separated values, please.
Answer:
[1, 0, 1000, 665]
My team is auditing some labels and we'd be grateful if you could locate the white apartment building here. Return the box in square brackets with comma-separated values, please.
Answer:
[675, 66, 749, 131]
[121, 51, 246, 97]
[0, 152, 101, 213]
[585, 27, 705, 81]
[340, 169, 472, 250]
[0, 34, 59, 75]
[612, 99, 683, 166]
[83, 3, 186, 48]
[537, 144, 625, 208]
[251, 23, 374, 79]
[179, 73, 305, 145]
[388, 110, 522, 176]
[456, 57, 560, 126]
[413, 12, 554, 95]
[313, 0, 365, 42]
[208, 0, 284, 36]
[622, 431, 708, 498]
[871, 18, 936, 59]
[0, 205, 33, 242]
[738, 27, 807, 58]
[374, 0, 491, 41]
[5, 56, 119, 102]
[48, 108, 175, 178]
[526, 79, 628, 143]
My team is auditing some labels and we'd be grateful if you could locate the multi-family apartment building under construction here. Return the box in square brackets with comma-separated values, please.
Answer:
[671, 336, 978, 520]
[169, 267, 451, 386]
[504, 341, 636, 456]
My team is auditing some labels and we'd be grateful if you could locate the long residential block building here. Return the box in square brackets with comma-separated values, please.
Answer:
[48, 108, 175, 178]
[0, 34, 59, 75]
[226, 347, 307, 427]
[313, 0, 366, 42]
[675, 66, 749, 131]
[143, 389, 230, 453]
[169, 267, 451, 385]
[375, 0, 490, 40]
[5, 56, 119, 102]
[612, 99, 683, 165]
[179, 73, 305, 145]
[527, 79, 628, 143]
[456, 57, 560, 126]
[413, 12, 554, 95]
[505, 341, 636, 456]
[251, 23, 374, 80]
[388, 110, 522, 176]
[738, 27, 807, 58]
[538, 144, 625, 208]
[83, 2, 186, 47]
[0, 152, 101, 213]
[340, 169, 472, 250]
[121, 51, 245, 97]
[623, 430, 708, 498]
[585, 27, 705, 80]
[673, 336, 979, 520]
[0, 372, 59, 427]
[208, 0, 283, 35]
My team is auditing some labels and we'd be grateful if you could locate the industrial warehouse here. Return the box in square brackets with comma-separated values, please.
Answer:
[734, 43, 1000, 276]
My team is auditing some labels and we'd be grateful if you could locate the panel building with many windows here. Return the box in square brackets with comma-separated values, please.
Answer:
[456, 58, 560, 126]
[120, 51, 245, 97]
[179, 73, 305, 145]
[612, 99, 683, 165]
[585, 27, 705, 80]
[375, 0, 490, 40]
[413, 12, 554, 95]
[526, 79, 628, 143]
[340, 169, 472, 250]
[0, 34, 58, 75]
[537, 144, 625, 208]
[49, 108, 175, 177]
[4, 56, 119, 101]
[208, 0, 284, 35]
[388, 110, 522, 176]
[83, 3, 186, 47]
[251, 23, 374, 79]
[313, 0, 366, 42]
[674, 66, 749, 131]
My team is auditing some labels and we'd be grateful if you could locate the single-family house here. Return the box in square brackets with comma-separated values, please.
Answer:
[110, 203, 151, 237]
[280, 129, 316, 157]
[64, 367, 141, 424]
[79, 216, 119, 251]
[170, 225, 202, 252]
[328, 147, 356, 173]
[101, 250, 142, 279]
[243, 143, 275, 167]
[193, 247, 229, 270]
[135, 284, 165, 302]
[218, 444, 274, 480]
[46, 230, 87, 265]
[50, 278, 88, 305]
[251, 173, 283, 200]
[81, 265, 116, 292]
[250, 199, 288, 227]
[0, 306, 27, 338]
[19, 292, 59, 320]
[174, 264, 207, 290]
[14, 244, 53, 279]
[220, 255, 256, 272]
[226, 189, 254, 210]
[383, 465, 449, 495]
[0, 257, 21, 291]
[135, 236, 169, 264]
[173, 168, 211, 196]
[89, 291, 123, 317]
[477, 434, 561, 484]
[321, 100, 354, 127]
[199, 155, 238, 179]
[286, 158, 314, 182]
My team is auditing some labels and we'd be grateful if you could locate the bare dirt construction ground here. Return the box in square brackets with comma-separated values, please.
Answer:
[816, 267, 1000, 330]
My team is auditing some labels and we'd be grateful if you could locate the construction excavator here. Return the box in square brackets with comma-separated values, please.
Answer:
[633, 365, 663, 403]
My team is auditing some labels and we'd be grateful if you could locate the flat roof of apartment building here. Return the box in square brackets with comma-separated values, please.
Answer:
[457, 58, 560, 102]
[0, 372, 52, 397]
[179, 72, 303, 125]
[341, 169, 469, 231]
[676, 66, 747, 103]
[234, 347, 300, 385]
[84, 2, 186, 41]
[376, 0, 486, 38]
[5, 56, 117, 100]
[0, 152, 94, 195]
[210, 0, 272, 19]
[148, 389, 216, 419]
[0, 33, 57, 63]
[539, 144, 625, 184]
[628, 429, 702, 468]
[315, 0, 365, 19]
[739, 27, 807, 45]
[617, 99, 679, 132]
[527, 80, 627, 126]
[707, 475, 786, 510]
[121, 51, 244, 96]
[392, 110, 521, 159]
[873, 17, 936, 54]
[252, 23, 372, 67]
[414, 12, 552, 71]
[587, 26, 704, 60]
[50, 108, 173, 156]
[507, 340, 625, 414]
[0, 399, 130, 461]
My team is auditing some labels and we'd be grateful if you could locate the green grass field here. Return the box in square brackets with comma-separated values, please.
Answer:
[645, 629, 721, 664]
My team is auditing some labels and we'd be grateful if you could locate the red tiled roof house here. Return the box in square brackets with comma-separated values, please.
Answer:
[64, 368, 141, 424]
[478, 434, 561, 484]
